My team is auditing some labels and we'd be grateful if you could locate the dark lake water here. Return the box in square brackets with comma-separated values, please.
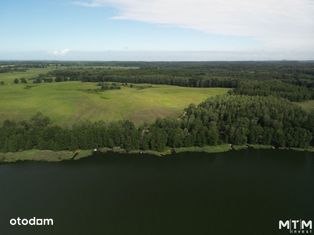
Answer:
[0, 150, 313, 235]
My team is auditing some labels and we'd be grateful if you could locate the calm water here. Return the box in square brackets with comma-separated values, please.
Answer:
[0, 150, 313, 235]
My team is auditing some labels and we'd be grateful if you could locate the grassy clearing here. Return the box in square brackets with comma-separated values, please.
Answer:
[97, 147, 171, 157]
[0, 149, 92, 163]
[174, 144, 232, 153]
[247, 144, 274, 149]
[295, 100, 314, 113]
[0, 82, 229, 126]
[0, 67, 55, 84]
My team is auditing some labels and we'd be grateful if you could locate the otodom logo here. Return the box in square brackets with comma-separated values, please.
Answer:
[10, 217, 54, 226]
[279, 219, 312, 234]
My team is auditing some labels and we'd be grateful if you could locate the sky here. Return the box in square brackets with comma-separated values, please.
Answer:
[0, 0, 313, 61]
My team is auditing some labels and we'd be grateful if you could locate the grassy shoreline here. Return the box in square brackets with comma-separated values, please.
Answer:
[0, 144, 313, 164]
[0, 149, 92, 163]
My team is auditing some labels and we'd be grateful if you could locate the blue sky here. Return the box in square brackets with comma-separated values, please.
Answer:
[0, 0, 313, 60]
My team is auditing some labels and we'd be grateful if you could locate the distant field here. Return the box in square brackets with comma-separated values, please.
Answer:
[0, 67, 55, 84]
[0, 82, 229, 126]
[296, 100, 314, 113]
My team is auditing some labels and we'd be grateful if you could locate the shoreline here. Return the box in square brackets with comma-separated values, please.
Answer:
[0, 144, 313, 164]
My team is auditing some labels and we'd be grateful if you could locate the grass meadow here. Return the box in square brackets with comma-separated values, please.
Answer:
[296, 100, 314, 113]
[0, 81, 229, 126]
[0, 67, 55, 84]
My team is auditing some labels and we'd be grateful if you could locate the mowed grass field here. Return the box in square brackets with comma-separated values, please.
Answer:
[0, 82, 229, 126]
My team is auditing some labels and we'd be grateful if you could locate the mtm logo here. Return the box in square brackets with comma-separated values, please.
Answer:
[279, 219, 312, 234]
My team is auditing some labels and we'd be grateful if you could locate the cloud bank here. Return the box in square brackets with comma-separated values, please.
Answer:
[49, 48, 71, 56]
[75, 0, 314, 50]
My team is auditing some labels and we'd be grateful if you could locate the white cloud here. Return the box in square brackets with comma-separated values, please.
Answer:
[75, 0, 314, 50]
[73, 1, 102, 7]
[49, 48, 71, 56]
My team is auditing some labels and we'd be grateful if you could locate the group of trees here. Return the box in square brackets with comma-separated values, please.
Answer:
[0, 66, 27, 73]
[1, 96, 313, 153]
[5, 61, 310, 101]
[186, 95, 314, 147]
[0, 62, 53, 74]
[0, 63, 52, 72]
[98, 82, 121, 91]
[13, 78, 28, 84]
[31, 74, 54, 83]
[49, 69, 239, 88]
[49, 61, 314, 82]
[47, 61, 314, 101]
[231, 80, 314, 101]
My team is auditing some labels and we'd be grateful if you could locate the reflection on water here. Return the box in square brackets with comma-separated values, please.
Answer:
[0, 150, 313, 235]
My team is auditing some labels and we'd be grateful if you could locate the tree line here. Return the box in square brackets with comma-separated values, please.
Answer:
[46, 66, 314, 101]
[12, 61, 312, 102]
[231, 80, 314, 101]
[1, 95, 313, 153]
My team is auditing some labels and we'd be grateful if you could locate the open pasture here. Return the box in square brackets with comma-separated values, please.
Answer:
[0, 82, 229, 126]
[0, 67, 55, 84]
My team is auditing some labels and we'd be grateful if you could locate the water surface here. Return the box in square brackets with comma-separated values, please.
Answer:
[0, 150, 313, 235]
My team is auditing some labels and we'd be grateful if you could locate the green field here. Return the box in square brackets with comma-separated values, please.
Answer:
[296, 100, 314, 113]
[0, 149, 92, 163]
[0, 82, 229, 126]
[0, 67, 55, 84]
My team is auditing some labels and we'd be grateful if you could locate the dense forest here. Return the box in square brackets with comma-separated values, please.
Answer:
[2, 61, 314, 81]
[41, 61, 314, 101]
[231, 80, 314, 101]
[0, 62, 49, 73]
[1, 95, 313, 153]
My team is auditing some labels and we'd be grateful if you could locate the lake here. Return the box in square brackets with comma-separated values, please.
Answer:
[0, 150, 313, 235]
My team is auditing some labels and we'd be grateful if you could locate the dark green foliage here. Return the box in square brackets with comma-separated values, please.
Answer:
[232, 80, 314, 101]
[20, 78, 28, 84]
[55, 77, 68, 82]
[0, 115, 141, 152]
[3, 60, 314, 90]
[98, 82, 121, 91]
[148, 127, 168, 151]
[43, 78, 53, 83]
[50, 68, 238, 88]
[47, 61, 314, 101]
[33, 78, 42, 83]
[184, 95, 313, 147]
